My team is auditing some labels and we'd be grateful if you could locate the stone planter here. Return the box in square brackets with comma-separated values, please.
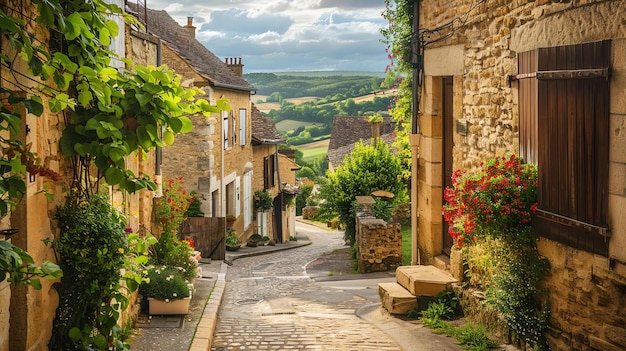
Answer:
[148, 297, 191, 315]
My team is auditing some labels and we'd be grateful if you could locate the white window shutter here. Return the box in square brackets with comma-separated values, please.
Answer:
[239, 108, 247, 146]
[235, 176, 241, 217]
[243, 171, 252, 228]
[222, 110, 229, 149]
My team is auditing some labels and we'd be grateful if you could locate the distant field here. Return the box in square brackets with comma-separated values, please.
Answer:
[298, 139, 330, 162]
[275, 119, 322, 132]
[254, 96, 319, 114]
[254, 90, 397, 115]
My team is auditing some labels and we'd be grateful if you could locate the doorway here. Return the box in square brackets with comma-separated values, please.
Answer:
[442, 77, 454, 255]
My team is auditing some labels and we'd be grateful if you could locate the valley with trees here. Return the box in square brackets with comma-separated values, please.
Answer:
[247, 71, 402, 179]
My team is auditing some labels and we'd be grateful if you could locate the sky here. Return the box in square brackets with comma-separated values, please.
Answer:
[147, 0, 391, 73]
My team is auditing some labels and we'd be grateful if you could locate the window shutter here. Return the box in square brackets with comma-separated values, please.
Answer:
[222, 110, 229, 149]
[240, 108, 247, 146]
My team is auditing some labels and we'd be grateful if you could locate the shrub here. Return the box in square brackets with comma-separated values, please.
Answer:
[140, 266, 190, 301]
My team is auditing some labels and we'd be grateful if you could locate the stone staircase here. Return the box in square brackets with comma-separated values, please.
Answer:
[378, 265, 458, 314]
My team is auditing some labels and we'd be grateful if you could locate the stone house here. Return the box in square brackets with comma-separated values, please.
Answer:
[250, 104, 300, 242]
[414, 0, 625, 350]
[142, 8, 259, 242]
[326, 115, 396, 171]
[0, 1, 160, 349]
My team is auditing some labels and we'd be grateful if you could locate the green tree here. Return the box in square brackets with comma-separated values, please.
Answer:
[319, 139, 405, 244]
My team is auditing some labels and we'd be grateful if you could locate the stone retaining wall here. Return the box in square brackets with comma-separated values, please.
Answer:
[355, 212, 402, 273]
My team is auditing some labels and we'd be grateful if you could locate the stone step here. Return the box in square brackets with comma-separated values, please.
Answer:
[396, 265, 458, 297]
[378, 282, 417, 314]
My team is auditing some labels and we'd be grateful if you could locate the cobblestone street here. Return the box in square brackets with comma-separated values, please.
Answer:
[211, 222, 402, 351]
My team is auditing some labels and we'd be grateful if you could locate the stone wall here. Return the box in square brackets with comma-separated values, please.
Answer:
[301, 206, 319, 220]
[417, 1, 626, 350]
[355, 212, 402, 273]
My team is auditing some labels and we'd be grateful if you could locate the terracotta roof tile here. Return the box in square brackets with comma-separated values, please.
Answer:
[251, 104, 285, 144]
[143, 7, 255, 92]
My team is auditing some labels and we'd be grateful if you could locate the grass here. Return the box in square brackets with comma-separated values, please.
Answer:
[274, 119, 323, 131]
[401, 224, 412, 266]
[297, 138, 330, 162]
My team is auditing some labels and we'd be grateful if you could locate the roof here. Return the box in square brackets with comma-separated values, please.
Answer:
[142, 7, 256, 92]
[251, 104, 285, 144]
[327, 116, 395, 151]
[327, 133, 396, 169]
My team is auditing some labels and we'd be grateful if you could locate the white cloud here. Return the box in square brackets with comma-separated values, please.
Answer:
[147, 0, 389, 73]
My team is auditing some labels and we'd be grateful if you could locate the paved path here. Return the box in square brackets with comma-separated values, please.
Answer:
[211, 222, 403, 351]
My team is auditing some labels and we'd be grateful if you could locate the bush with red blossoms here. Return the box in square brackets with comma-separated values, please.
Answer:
[442, 154, 538, 246]
[154, 177, 194, 235]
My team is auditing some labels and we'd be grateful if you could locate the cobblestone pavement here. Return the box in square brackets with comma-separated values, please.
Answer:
[211, 222, 402, 351]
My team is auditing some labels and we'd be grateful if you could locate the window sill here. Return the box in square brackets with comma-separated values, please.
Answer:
[534, 209, 610, 256]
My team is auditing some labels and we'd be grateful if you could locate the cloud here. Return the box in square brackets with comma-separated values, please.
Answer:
[146, 0, 390, 72]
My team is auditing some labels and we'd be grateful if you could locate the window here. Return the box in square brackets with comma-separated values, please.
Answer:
[243, 171, 252, 228]
[232, 111, 237, 145]
[239, 108, 247, 146]
[264, 154, 275, 190]
[517, 40, 610, 255]
[222, 110, 229, 149]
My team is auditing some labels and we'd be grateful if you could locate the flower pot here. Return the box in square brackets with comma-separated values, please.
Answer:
[148, 297, 191, 315]
[226, 244, 240, 251]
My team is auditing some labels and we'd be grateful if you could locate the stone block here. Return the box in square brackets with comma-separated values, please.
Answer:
[396, 265, 457, 297]
[378, 282, 417, 314]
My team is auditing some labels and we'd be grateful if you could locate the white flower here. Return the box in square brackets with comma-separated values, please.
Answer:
[173, 293, 177, 297]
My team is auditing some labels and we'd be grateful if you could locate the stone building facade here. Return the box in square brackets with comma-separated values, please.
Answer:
[415, 0, 626, 350]
[0, 3, 160, 349]
[144, 9, 258, 242]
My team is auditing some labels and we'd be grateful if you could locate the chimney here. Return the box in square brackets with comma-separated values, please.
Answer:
[185, 16, 196, 38]
[225, 57, 244, 76]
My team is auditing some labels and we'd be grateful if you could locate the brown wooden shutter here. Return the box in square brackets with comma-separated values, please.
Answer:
[518, 40, 610, 256]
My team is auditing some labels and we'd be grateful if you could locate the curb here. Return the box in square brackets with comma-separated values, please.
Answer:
[189, 262, 227, 351]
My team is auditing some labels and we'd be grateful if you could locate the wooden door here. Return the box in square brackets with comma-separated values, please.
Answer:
[442, 77, 454, 255]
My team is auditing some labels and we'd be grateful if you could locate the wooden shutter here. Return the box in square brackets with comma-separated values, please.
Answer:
[518, 40, 610, 256]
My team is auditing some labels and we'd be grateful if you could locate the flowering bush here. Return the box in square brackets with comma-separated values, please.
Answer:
[139, 266, 190, 301]
[442, 155, 538, 246]
[154, 177, 193, 234]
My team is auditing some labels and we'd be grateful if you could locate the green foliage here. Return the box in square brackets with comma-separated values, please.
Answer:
[0, 240, 62, 289]
[226, 229, 240, 246]
[51, 193, 148, 350]
[266, 96, 390, 126]
[245, 73, 384, 99]
[295, 184, 313, 216]
[254, 190, 273, 211]
[185, 191, 204, 217]
[371, 197, 394, 222]
[149, 231, 197, 282]
[319, 139, 405, 244]
[454, 323, 499, 351]
[444, 155, 549, 350]
[139, 266, 190, 301]
[2, 0, 227, 196]
[419, 291, 498, 351]
[154, 177, 193, 234]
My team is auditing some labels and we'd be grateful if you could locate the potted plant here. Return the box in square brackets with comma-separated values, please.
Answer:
[140, 265, 192, 315]
[225, 229, 240, 251]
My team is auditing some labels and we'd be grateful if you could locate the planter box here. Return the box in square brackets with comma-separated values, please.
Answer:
[148, 297, 191, 315]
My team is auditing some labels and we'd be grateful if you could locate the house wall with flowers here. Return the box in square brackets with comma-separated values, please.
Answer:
[1, 2, 63, 349]
[416, 0, 626, 350]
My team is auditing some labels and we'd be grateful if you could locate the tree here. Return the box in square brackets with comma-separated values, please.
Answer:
[319, 139, 405, 244]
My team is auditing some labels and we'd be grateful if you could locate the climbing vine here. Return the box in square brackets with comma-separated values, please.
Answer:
[2, 0, 227, 349]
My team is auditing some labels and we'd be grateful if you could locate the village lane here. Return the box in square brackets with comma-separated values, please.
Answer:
[210, 221, 403, 351]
